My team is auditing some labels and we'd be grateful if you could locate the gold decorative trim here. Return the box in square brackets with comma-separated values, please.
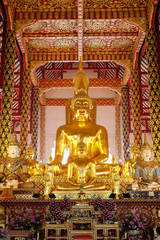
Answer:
[15, 20, 36, 33]
[115, 59, 132, 71]
[125, 17, 146, 31]
[29, 60, 47, 71]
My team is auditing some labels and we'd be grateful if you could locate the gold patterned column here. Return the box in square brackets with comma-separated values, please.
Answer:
[0, 27, 16, 158]
[40, 105, 46, 163]
[115, 104, 121, 160]
[130, 68, 142, 149]
[121, 86, 130, 161]
[146, 22, 160, 161]
[20, 68, 31, 158]
[31, 88, 39, 161]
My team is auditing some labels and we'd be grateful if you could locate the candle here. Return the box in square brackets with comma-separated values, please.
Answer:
[6, 215, 8, 225]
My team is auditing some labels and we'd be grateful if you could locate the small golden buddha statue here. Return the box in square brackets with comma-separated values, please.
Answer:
[123, 143, 141, 179]
[110, 156, 123, 197]
[0, 131, 29, 184]
[49, 59, 110, 190]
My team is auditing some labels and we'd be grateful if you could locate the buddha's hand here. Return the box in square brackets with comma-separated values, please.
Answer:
[132, 179, 139, 190]
[49, 155, 62, 174]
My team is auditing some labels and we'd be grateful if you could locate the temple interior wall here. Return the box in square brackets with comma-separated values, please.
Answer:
[15, 105, 152, 163]
[37, 105, 152, 163]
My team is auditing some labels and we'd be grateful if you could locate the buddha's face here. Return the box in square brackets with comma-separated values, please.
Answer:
[74, 99, 90, 120]
[77, 141, 87, 157]
[142, 149, 152, 162]
[8, 145, 20, 158]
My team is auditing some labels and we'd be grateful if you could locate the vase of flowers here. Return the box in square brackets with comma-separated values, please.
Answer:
[9, 207, 44, 231]
[101, 209, 114, 224]
[120, 209, 150, 233]
[0, 229, 9, 239]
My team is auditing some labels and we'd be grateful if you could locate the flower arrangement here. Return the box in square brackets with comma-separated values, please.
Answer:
[100, 201, 117, 222]
[104, 200, 116, 212]
[128, 234, 151, 240]
[120, 209, 150, 232]
[92, 197, 105, 210]
[101, 209, 113, 221]
[49, 201, 64, 221]
[61, 197, 72, 209]
[9, 207, 44, 230]
[0, 229, 9, 239]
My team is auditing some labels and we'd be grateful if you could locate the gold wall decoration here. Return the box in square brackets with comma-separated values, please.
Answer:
[29, 60, 47, 71]
[115, 59, 132, 71]
[122, 69, 131, 85]
[146, 22, 160, 161]
[20, 69, 31, 158]
[125, 17, 146, 31]
[84, 0, 147, 8]
[115, 104, 122, 160]
[15, 20, 36, 33]
[0, 27, 16, 158]
[29, 39, 50, 51]
[130, 68, 142, 148]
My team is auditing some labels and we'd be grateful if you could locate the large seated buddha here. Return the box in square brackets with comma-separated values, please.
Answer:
[49, 60, 112, 190]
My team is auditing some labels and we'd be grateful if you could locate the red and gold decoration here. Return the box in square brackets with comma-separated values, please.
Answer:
[0, 27, 16, 158]
[115, 104, 122, 160]
[20, 68, 31, 158]
[146, 22, 160, 162]
[130, 68, 142, 149]
[121, 86, 130, 161]
[31, 88, 40, 161]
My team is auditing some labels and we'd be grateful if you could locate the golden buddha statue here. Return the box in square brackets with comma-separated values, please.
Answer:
[123, 143, 141, 178]
[49, 59, 110, 190]
[110, 156, 123, 197]
[0, 131, 29, 184]
[26, 143, 45, 177]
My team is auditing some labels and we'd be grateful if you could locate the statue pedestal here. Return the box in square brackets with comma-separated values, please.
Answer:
[53, 189, 112, 200]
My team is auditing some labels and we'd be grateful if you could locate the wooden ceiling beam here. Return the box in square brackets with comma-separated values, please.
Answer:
[39, 78, 121, 88]
[45, 98, 115, 106]
[15, 8, 146, 20]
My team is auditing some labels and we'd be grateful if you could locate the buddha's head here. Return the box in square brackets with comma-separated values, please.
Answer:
[70, 91, 93, 121]
[7, 131, 20, 158]
[141, 134, 152, 162]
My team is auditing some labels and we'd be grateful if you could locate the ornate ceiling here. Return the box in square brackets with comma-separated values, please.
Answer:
[1, 0, 158, 108]
[0, 0, 158, 133]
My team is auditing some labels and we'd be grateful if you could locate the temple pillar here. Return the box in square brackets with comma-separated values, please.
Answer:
[20, 68, 31, 158]
[121, 86, 130, 161]
[115, 104, 121, 160]
[130, 68, 142, 149]
[146, 22, 160, 161]
[31, 88, 39, 161]
[0, 27, 16, 158]
[40, 105, 46, 163]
